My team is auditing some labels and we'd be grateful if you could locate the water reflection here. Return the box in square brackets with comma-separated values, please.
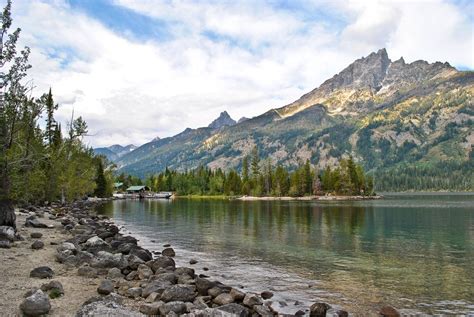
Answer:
[97, 194, 474, 314]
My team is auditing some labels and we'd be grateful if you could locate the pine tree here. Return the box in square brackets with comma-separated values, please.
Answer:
[250, 146, 260, 178]
[94, 160, 107, 197]
[44, 88, 58, 146]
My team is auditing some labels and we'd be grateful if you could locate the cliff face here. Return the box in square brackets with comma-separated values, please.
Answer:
[116, 49, 474, 190]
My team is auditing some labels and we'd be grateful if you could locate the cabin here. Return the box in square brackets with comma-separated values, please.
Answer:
[114, 182, 124, 191]
[126, 185, 151, 194]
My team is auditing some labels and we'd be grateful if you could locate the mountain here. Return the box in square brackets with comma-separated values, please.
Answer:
[208, 111, 237, 129]
[117, 49, 473, 191]
[94, 144, 137, 161]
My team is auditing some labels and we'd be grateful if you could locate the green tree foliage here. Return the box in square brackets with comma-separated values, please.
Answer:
[138, 149, 374, 197]
[94, 159, 107, 198]
[0, 1, 111, 216]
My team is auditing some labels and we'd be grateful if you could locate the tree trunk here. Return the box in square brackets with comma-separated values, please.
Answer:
[0, 199, 15, 229]
[0, 155, 15, 229]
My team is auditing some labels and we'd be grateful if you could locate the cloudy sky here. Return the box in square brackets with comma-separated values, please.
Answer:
[10, 0, 474, 147]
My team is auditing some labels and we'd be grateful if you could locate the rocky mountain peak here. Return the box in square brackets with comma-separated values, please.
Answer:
[208, 111, 236, 129]
[238, 117, 249, 123]
[319, 48, 391, 93]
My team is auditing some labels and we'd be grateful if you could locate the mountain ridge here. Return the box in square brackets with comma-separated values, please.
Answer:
[115, 49, 473, 191]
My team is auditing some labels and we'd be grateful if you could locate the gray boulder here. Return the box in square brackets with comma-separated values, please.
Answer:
[161, 284, 196, 302]
[19, 290, 51, 316]
[30, 232, 43, 239]
[154, 272, 178, 284]
[219, 303, 249, 316]
[41, 280, 64, 296]
[150, 256, 175, 272]
[213, 293, 234, 305]
[230, 288, 245, 301]
[0, 226, 16, 241]
[145, 292, 161, 303]
[31, 240, 44, 250]
[310, 303, 331, 317]
[162, 247, 175, 257]
[107, 267, 124, 280]
[76, 295, 144, 317]
[25, 218, 48, 228]
[130, 248, 152, 262]
[0, 239, 11, 248]
[196, 277, 216, 295]
[261, 291, 273, 300]
[253, 304, 273, 316]
[137, 264, 153, 280]
[91, 251, 127, 269]
[78, 265, 98, 278]
[126, 254, 145, 270]
[127, 287, 142, 299]
[175, 267, 195, 278]
[139, 301, 163, 315]
[243, 294, 263, 307]
[30, 266, 54, 279]
[97, 280, 114, 295]
[142, 280, 173, 298]
[159, 301, 187, 315]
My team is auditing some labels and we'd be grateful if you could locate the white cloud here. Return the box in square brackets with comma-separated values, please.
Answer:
[9, 0, 473, 147]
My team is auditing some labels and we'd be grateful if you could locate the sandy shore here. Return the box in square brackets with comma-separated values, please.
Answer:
[0, 212, 100, 316]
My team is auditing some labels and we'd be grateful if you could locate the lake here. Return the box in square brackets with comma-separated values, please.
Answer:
[96, 193, 474, 315]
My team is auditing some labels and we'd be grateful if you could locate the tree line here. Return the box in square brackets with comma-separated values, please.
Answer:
[140, 147, 374, 197]
[0, 1, 109, 227]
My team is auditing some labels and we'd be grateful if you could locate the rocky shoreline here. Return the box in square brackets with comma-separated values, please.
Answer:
[0, 200, 400, 316]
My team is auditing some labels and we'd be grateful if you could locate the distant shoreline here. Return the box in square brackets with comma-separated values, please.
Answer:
[173, 194, 383, 201]
[236, 195, 382, 201]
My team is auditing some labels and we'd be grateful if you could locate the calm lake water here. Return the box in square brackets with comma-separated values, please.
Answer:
[96, 193, 474, 315]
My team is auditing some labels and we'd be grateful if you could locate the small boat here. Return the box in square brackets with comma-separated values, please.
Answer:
[154, 192, 173, 199]
[141, 192, 173, 199]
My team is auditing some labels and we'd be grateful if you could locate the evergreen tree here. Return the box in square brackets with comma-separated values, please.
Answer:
[250, 146, 260, 178]
[94, 159, 107, 197]
[44, 88, 58, 146]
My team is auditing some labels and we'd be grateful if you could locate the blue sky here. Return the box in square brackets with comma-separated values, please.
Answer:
[12, 0, 474, 147]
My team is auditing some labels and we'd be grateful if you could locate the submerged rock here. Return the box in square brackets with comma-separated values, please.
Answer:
[261, 291, 273, 300]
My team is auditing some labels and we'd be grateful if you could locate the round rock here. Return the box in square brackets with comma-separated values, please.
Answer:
[31, 240, 45, 250]
[162, 247, 175, 257]
[261, 291, 273, 300]
[19, 290, 51, 316]
[30, 232, 43, 239]
[97, 280, 114, 295]
[30, 266, 54, 279]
